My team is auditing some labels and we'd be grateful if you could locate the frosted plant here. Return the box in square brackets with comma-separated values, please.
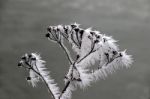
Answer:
[18, 23, 133, 99]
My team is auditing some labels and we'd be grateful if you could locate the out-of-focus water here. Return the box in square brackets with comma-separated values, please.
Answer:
[0, 0, 150, 99]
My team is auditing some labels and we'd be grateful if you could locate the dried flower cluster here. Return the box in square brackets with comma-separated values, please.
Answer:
[18, 23, 133, 99]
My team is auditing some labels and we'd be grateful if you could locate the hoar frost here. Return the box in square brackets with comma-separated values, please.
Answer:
[18, 23, 133, 99]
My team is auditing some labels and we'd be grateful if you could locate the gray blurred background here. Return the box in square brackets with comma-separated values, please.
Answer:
[0, 0, 150, 99]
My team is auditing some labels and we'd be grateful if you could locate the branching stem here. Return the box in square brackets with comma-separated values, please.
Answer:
[77, 39, 96, 64]
[59, 42, 73, 64]
[59, 81, 71, 99]
[25, 63, 55, 99]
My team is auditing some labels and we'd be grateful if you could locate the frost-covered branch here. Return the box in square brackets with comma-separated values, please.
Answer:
[18, 53, 60, 99]
[91, 50, 133, 81]
[46, 26, 73, 64]
[17, 23, 133, 99]
[45, 23, 133, 98]
[59, 42, 73, 64]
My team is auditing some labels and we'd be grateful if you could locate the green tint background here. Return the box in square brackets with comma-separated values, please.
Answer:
[0, 0, 150, 99]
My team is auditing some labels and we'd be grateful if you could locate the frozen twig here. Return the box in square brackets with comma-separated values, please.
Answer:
[46, 27, 73, 64]
[18, 53, 60, 99]
[58, 42, 73, 64]
[17, 23, 133, 99]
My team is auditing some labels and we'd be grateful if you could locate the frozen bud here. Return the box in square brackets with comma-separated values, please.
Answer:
[31, 58, 36, 61]
[76, 55, 80, 60]
[103, 38, 107, 42]
[28, 54, 32, 58]
[47, 27, 52, 32]
[21, 56, 26, 60]
[94, 40, 99, 43]
[112, 51, 117, 55]
[96, 35, 100, 39]
[45, 33, 50, 38]
[119, 53, 122, 57]
[71, 23, 80, 28]
[26, 76, 31, 81]
[71, 24, 77, 28]
[74, 28, 79, 32]
[88, 35, 93, 40]
[90, 32, 94, 36]
[18, 62, 22, 67]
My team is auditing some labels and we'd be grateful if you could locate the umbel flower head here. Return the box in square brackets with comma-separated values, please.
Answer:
[18, 23, 133, 99]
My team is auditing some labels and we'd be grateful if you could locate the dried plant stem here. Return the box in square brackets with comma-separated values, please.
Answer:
[59, 42, 73, 64]
[59, 81, 71, 99]
[77, 50, 96, 64]
[18, 24, 133, 99]
[59, 41, 97, 98]
[48, 31, 73, 64]
[25, 63, 55, 99]
[59, 41, 96, 99]
[77, 39, 96, 64]
[59, 61, 77, 99]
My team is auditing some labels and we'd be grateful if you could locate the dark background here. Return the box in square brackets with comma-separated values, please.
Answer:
[0, 0, 150, 99]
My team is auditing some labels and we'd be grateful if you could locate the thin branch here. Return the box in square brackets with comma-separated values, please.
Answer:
[77, 50, 96, 64]
[50, 32, 57, 41]
[48, 27, 75, 98]
[59, 38, 97, 99]
[59, 42, 73, 64]
[48, 29, 73, 64]
[71, 33, 80, 48]
[77, 39, 96, 64]
[105, 53, 122, 66]
[59, 61, 76, 99]
[26, 63, 55, 99]
[59, 81, 71, 99]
